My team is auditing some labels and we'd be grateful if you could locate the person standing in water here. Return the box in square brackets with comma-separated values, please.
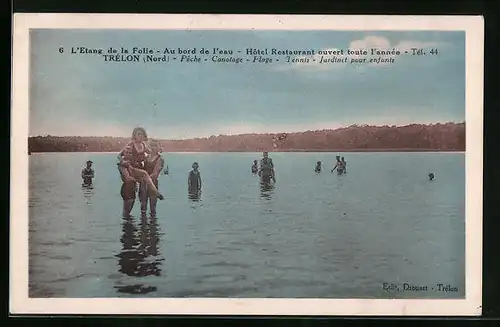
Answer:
[341, 156, 347, 174]
[117, 146, 138, 217]
[188, 162, 202, 196]
[139, 140, 165, 217]
[251, 160, 259, 174]
[117, 127, 164, 200]
[81, 160, 95, 186]
[315, 161, 322, 173]
[331, 156, 343, 174]
[258, 151, 276, 183]
[428, 173, 435, 181]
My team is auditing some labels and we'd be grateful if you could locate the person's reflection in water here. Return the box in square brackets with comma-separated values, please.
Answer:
[116, 215, 140, 276]
[188, 190, 202, 202]
[114, 215, 163, 295]
[260, 181, 275, 200]
[81, 183, 94, 205]
[137, 215, 162, 276]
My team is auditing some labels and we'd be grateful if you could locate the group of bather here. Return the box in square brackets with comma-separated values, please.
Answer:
[81, 127, 202, 217]
[314, 156, 348, 174]
[80, 127, 354, 217]
[251, 151, 277, 183]
[250, 152, 348, 181]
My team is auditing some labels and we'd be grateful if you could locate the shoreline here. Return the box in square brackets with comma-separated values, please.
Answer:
[27, 123, 466, 154]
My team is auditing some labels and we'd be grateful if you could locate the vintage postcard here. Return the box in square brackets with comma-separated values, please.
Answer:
[11, 14, 483, 316]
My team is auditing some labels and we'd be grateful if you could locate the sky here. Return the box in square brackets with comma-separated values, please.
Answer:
[29, 29, 465, 139]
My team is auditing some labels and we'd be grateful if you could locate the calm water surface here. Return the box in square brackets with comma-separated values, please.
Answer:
[29, 152, 465, 298]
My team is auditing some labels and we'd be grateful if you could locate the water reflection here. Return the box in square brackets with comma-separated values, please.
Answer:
[188, 190, 202, 202]
[81, 184, 94, 205]
[260, 181, 275, 200]
[115, 215, 163, 294]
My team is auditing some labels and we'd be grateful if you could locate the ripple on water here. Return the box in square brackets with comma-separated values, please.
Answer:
[201, 261, 252, 269]
[29, 284, 60, 298]
[115, 284, 157, 295]
[98, 256, 117, 260]
[35, 240, 74, 246]
[265, 264, 314, 274]
[29, 152, 466, 298]
[52, 273, 87, 283]
[168, 285, 260, 298]
[108, 273, 123, 279]
[46, 254, 73, 260]
[195, 249, 223, 256]
[263, 278, 330, 289]
[214, 245, 244, 252]
[196, 274, 247, 284]
[229, 240, 272, 248]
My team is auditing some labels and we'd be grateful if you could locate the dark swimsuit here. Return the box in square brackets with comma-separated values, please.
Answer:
[82, 168, 93, 185]
[188, 170, 201, 193]
[118, 142, 149, 200]
[260, 158, 273, 181]
[337, 162, 344, 174]
[118, 165, 137, 200]
[129, 142, 147, 169]
[261, 158, 273, 169]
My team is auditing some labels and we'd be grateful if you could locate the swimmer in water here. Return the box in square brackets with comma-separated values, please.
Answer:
[188, 162, 202, 195]
[81, 160, 94, 185]
[315, 161, 322, 173]
[258, 152, 276, 183]
[139, 140, 164, 216]
[429, 173, 435, 181]
[117, 127, 164, 200]
[251, 160, 259, 174]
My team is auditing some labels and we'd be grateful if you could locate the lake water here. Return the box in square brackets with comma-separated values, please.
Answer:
[28, 152, 465, 298]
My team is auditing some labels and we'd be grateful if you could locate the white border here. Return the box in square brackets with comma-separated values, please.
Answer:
[11, 14, 484, 316]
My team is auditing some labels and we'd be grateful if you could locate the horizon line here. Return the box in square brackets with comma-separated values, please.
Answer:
[28, 120, 465, 140]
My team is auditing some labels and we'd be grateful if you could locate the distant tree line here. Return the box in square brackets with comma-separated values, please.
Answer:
[28, 122, 465, 153]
